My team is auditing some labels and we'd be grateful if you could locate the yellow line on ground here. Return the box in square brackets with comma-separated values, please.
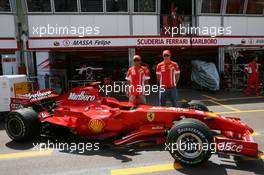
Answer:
[0, 149, 53, 160]
[199, 99, 210, 102]
[178, 99, 188, 103]
[208, 100, 241, 112]
[217, 96, 264, 102]
[203, 94, 241, 112]
[259, 153, 264, 159]
[216, 109, 264, 115]
[242, 153, 264, 161]
[181, 99, 187, 102]
[202, 94, 264, 102]
[252, 131, 261, 136]
[111, 163, 182, 175]
[202, 94, 219, 101]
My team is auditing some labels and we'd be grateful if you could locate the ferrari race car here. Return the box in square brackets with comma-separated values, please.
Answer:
[5, 84, 259, 166]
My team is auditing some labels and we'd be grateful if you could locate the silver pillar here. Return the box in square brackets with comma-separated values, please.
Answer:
[218, 48, 225, 73]
[128, 48, 136, 67]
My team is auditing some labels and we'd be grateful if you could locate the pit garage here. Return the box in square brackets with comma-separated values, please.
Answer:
[32, 47, 219, 93]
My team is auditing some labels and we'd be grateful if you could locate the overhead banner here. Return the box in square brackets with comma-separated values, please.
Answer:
[0, 38, 18, 50]
[27, 36, 264, 50]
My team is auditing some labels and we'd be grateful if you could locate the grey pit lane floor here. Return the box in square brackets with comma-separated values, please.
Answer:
[0, 89, 264, 175]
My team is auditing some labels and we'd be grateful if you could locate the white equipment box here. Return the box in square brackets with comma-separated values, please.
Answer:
[0, 75, 27, 112]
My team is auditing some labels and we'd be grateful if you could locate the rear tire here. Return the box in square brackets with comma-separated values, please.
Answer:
[166, 118, 214, 166]
[5, 108, 41, 142]
[181, 100, 209, 112]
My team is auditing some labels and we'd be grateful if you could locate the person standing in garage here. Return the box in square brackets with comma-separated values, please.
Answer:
[156, 50, 180, 107]
[245, 56, 259, 96]
[126, 55, 150, 104]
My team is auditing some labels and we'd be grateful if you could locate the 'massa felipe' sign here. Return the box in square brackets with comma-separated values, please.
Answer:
[68, 91, 96, 101]
[72, 40, 111, 46]
[73, 40, 93, 46]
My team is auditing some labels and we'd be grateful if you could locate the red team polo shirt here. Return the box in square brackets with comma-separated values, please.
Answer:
[125, 66, 150, 95]
[247, 62, 258, 75]
[156, 61, 180, 88]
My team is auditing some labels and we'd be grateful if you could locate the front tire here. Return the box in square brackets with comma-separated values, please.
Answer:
[5, 108, 41, 142]
[166, 118, 214, 166]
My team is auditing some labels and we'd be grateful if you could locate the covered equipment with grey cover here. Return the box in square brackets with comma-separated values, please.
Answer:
[191, 60, 220, 91]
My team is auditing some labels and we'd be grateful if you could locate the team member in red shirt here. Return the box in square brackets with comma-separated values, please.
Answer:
[126, 55, 150, 104]
[156, 50, 180, 107]
[245, 56, 259, 96]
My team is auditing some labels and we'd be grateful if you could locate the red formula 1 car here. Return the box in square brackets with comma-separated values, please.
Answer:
[5, 84, 259, 165]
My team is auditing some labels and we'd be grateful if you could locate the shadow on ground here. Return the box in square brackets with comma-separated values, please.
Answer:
[5, 136, 264, 174]
[5, 136, 163, 162]
[176, 158, 264, 175]
[0, 122, 4, 131]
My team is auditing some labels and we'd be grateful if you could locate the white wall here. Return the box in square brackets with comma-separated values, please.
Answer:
[28, 15, 130, 37]
[132, 15, 158, 35]
[28, 15, 159, 37]
[0, 15, 16, 37]
[223, 16, 264, 36]
[198, 16, 222, 29]
[198, 16, 264, 36]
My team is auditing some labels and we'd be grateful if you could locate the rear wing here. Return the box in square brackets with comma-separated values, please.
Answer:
[19, 88, 59, 103]
[10, 88, 59, 111]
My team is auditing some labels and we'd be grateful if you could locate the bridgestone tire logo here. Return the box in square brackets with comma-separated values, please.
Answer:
[68, 91, 96, 101]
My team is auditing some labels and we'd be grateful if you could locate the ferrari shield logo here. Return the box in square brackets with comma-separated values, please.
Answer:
[147, 112, 155, 122]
